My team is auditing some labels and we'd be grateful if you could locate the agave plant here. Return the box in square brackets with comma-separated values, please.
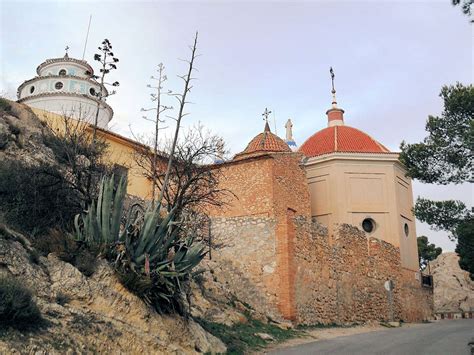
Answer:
[74, 175, 127, 247]
[75, 175, 207, 313]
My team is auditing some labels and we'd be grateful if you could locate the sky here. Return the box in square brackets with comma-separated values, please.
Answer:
[1, 0, 472, 251]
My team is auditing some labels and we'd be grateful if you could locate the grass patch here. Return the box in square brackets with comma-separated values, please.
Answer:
[196, 315, 301, 354]
[296, 322, 353, 330]
[380, 321, 400, 328]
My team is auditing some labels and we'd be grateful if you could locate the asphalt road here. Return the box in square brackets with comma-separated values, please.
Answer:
[271, 319, 474, 355]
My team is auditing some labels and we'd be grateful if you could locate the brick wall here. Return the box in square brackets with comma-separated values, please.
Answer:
[207, 156, 275, 218]
[208, 152, 311, 320]
[207, 152, 433, 324]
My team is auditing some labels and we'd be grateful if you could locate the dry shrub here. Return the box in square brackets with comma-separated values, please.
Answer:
[0, 276, 43, 330]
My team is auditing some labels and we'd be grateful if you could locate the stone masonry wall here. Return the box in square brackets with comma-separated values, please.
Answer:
[210, 216, 282, 319]
[294, 219, 432, 324]
[398, 267, 433, 322]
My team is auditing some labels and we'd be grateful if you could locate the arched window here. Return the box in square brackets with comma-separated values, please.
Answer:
[59, 69, 67, 76]
[89, 87, 96, 96]
[55, 82, 64, 90]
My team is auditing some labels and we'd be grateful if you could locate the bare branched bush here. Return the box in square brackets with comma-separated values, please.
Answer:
[160, 124, 233, 215]
[42, 109, 111, 207]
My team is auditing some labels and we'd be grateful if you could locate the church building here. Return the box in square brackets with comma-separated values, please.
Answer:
[16, 53, 433, 324]
[205, 72, 431, 323]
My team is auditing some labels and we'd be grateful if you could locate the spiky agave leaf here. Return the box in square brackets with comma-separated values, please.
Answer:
[110, 175, 127, 242]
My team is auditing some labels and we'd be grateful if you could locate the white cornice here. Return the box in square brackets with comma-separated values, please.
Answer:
[17, 92, 114, 117]
[36, 57, 94, 76]
[304, 151, 404, 168]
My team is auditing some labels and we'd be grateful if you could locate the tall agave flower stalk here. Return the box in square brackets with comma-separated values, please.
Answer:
[75, 175, 207, 313]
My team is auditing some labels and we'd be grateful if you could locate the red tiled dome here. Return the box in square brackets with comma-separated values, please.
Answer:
[234, 123, 291, 160]
[299, 125, 390, 158]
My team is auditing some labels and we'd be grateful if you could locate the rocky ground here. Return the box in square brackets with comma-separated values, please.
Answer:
[0, 225, 227, 354]
[0, 223, 299, 354]
[430, 252, 474, 314]
[0, 99, 55, 165]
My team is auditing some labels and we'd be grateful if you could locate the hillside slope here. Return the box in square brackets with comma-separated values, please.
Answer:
[0, 225, 226, 353]
[0, 99, 227, 353]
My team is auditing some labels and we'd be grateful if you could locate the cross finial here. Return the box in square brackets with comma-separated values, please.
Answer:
[64, 45, 70, 58]
[262, 107, 272, 123]
[330, 67, 337, 107]
[262, 107, 272, 132]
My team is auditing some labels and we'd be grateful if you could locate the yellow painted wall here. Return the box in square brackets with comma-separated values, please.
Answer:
[32, 108, 153, 199]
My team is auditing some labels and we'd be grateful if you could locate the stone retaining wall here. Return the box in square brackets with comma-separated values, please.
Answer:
[211, 216, 433, 324]
[210, 216, 282, 319]
[294, 219, 432, 324]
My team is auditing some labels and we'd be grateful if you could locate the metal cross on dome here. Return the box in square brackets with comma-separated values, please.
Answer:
[65, 46, 70, 55]
[330, 66, 336, 93]
[330, 67, 338, 106]
[262, 107, 272, 123]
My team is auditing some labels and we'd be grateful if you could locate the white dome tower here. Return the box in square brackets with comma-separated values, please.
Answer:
[17, 50, 113, 128]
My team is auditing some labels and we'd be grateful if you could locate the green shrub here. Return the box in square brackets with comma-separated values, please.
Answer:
[75, 176, 207, 314]
[33, 230, 97, 277]
[8, 123, 20, 136]
[0, 160, 84, 234]
[55, 292, 71, 306]
[28, 249, 41, 264]
[456, 218, 474, 280]
[0, 276, 43, 330]
[0, 98, 12, 112]
[74, 249, 97, 277]
[0, 110, 110, 235]
[33, 230, 79, 262]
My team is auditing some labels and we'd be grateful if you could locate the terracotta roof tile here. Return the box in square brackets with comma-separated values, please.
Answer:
[234, 130, 291, 160]
[299, 125, 390, 158]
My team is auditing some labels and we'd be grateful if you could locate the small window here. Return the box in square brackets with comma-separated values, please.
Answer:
[30, 86, 35, 94]
[55, 82, 63, 90]
[362, 218, 376, 233]
[89, 87, 96, 96]
[112, 164, 129, 188]
[59, 69, 67, 76]
[404, 223, 409, 237]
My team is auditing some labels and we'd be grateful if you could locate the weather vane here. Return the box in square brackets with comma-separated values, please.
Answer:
[330, 67, 337, 106]
[262, 107, 272, 124]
